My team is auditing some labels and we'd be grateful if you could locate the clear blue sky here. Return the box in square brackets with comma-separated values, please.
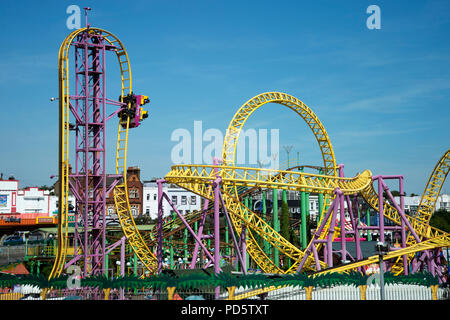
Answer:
[0, 0, 449, 194]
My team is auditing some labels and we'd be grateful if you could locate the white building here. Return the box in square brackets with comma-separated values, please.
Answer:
[0, 179, 19, 215]
[394, 194, 450, 215]
[48, 195, 76, 216]
[143, 181, 202, 219]
[0, 179, 55, 217]
[437, 194, 450, 211]
[16, 187, 51, 215]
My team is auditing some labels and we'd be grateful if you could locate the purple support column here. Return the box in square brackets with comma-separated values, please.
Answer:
[157, 180, 164, 274]
[311, 245, 321, 270]
[349, 195, 362, 272]
[218, 192, 247, 274]
[327, 192, 341, 268]
[399, 177, 408, 275]
[162, 193, 216, 263]
[189, 197, 210, 269]
[240, 226, 247, 272]
[213, 177, 221, 299]
[120, 236, 125, 300]
[381, 181, 421, 243]
[68, 29, 124, 277]
[338, 165, 347, 263]
[120, 237, 126, 276]
[377, 177, 385, 244]
[296, 189, 340, 272]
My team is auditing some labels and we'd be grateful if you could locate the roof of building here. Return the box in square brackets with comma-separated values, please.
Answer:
[0, 262, 30, 275]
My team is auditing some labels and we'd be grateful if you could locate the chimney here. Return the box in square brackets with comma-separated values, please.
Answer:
[127, 166, 140, 180]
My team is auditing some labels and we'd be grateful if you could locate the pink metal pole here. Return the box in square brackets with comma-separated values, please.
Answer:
[212, 160, 221, 274]
[327, 192, 341, 268]
[189, 196, 210, 269]
[296, 189, 340, 272]
[213, 177, 221, 299]
[377, 177, 385, 244]
[240, 226, 247, 272]
[218, 192, 247, 274]
[349, 195, 362, 272]
[338, 165, 347, 263]
[120, 236, 125, 300]
[381, 180, 421, 243]
[399, 177, 408, 275]
[157, 179, 164, 274]
[162, 193, 216, 263]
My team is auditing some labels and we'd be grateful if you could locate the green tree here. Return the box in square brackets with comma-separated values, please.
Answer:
[280, 200, 290, 268]
[430, 209, 450, 233]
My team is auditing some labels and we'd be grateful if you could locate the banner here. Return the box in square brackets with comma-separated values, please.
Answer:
[0, 195, 7, 208]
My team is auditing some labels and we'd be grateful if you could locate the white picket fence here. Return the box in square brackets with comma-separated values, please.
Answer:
[231, 284, 446, 300]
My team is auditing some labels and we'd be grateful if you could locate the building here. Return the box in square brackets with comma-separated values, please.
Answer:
[394, 194, 450, 215]
[437, 194, 450, 211]
[48, 195, 76, 216]
[0, 179, 19, 215]
[17, 187, 51, 215]
[0, 179, 54, 218]
[252, 190, 321, 221]
[143, 181, 202, 219]
[106, 167, 143, 217]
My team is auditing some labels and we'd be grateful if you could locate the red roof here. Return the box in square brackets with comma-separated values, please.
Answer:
[0, 263, 30, 275]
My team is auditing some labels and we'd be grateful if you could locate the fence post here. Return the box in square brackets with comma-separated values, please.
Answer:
[227, 286, 236, 300]
[305, 286, 313, 300]
[430, 285, 438, 300]
[40, 288, 47, 300]
[103, 288, 111, 300]
[359, 285, 367, 300]
[167, 286, 176, 300]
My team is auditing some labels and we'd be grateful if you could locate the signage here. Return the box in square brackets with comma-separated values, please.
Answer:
[0, 195, 7, 208]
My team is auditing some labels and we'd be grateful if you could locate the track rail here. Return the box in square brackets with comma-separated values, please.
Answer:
[166, 92, 450, 276]
[50, 27, 157, 279]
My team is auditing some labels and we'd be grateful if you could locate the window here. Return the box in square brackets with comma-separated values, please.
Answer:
[130, 189, 139, 199]
[146, 193, 150, 201]
[153, 194, 157, 201]
[171, 195, 177, 205]
[181, 195, 187, 205]
[131, 205, 139, 216]
[191, 196, 197, 205]
[146, 207, 150, 215]
[108, 206, 114, 215]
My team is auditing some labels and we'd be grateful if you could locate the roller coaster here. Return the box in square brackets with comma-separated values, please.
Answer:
[49, 22, 450, 292]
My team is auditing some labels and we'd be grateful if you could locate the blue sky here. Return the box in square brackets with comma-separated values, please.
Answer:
[0, 0, 449, 194]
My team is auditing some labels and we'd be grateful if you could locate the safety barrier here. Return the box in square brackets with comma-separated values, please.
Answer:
[231, 284, 446, 300]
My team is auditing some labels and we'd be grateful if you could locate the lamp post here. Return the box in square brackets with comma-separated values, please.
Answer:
[375, 241, 390, 300]
[283, 145, 293, 168]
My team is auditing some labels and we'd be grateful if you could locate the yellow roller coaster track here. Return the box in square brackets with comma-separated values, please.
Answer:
[413, 149, 450, 231]
[166, 92, 341, 273]
[389, 149, 450, 274]
[49, 24, 449, 287]
[166, 165, 373, 273]
[49, 27, 157, 279]
[165, 92, 450, 276]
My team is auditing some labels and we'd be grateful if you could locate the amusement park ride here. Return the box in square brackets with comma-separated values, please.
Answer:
[48, 13, 450, 289]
